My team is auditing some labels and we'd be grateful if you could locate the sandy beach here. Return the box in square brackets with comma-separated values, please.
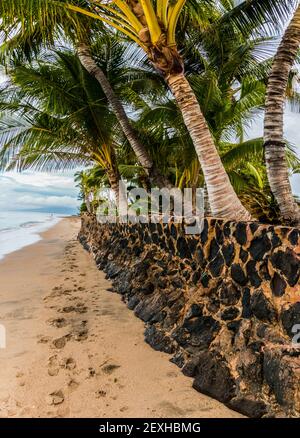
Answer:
[0, 217, 242, 418]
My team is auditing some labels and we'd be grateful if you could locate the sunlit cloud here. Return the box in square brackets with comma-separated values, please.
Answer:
[0, 171, 80, 214]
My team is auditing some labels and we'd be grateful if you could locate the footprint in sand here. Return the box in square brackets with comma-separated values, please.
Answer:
[52, 334, 71, 349]
[95, 390, 107, 398]
[59, 304, 87, 314]
[87, 367, 96, 378]
[37, 335, 52, 344]
[47, 317, 68, 328]
[101, 364, 120, 375]
[67, 379, 79, 392]
[46, 390, 64, 406]
[74, 329, 88, 342]
[60, 357, 76, 370]
[48, 355, 60, 376]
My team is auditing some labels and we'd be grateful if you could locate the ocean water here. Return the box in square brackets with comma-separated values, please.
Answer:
[0, 211, 62, 260]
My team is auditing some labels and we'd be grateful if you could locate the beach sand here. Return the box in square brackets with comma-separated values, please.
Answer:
[0, 217, 243, 418]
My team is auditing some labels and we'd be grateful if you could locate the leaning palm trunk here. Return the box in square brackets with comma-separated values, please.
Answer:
[68, 2, 252, 220]
[106, 165, 122, 207]
[167, 73, 251, 220]
[85, 194, 92, 213]
[264, 6, 300, 224]
[77, 43, 171, 190]
[203, 183, 211, 217]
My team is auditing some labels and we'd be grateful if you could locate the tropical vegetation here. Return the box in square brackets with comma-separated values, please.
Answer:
[0, 0, 300, 224]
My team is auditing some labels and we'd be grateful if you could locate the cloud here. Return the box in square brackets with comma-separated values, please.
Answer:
[0, 170, 80, 214]
[17, 194, 78, 208]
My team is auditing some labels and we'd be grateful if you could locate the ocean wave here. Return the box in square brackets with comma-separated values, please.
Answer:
[0, 215, 62, 260]
[0, 226, 19, 234]
[20, 221, 44, 229]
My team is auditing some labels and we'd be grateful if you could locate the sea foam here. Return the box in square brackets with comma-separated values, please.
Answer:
[0, 212, 61, 260]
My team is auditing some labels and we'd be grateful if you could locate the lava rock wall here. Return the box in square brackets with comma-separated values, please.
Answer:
[79, 214, 300, 417]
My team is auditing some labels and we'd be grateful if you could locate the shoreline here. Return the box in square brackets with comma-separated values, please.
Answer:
[0, 213, 77, 262]
[0, 217, 242, 418]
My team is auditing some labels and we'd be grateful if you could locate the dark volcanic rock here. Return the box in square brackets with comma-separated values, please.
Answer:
[246, 260, 262, 287]
[215, 224, 224, 245]
[195, 247, 205, 266]
[200, 220, 208, 244]
[242, 288, 252, 318]
[259, 260, 271, 281]
[200, 273, 211, 288]
[127, 296, 140, 310]
[206, 297, 220, 314]
[280, 302, 300, 336]
[271, 249, 300, 287]
[231, 264, 248, 286]
[192, 270, 201, 284]
[249, 234, 271, 261]
[208, 252, 224, 277]
[227, 319, 242, 334]
[222, 243, 235, 266]
[219, 283, 241, 306]
[288, 229, 299, 246]
[80, 215, 300, 417]
[271, 273, 286, 297]
[182, 357, 200, 377]
[176, 237, 191, 259]
[140, 281, 155, 295]
[228, 397, 268, 418]
[170, 351, 185, 368]
[237, 350, 263, 385]
[234, 222, 247, 245]
[250, 290, 277, 323]
[183, 316, 221, 348]
[239, 248, 249, 263]
[185, 303, 203, 320]
[170, 223, 177, 239]
[193, 352, 236, 403]
[263, 349, 287, 408]
[144, 325, 175, 354]
[173, 316, 221, 350]
[221, 306, 240, 321]
[208, 238, 220, 261]
[134, 294, 166, 322]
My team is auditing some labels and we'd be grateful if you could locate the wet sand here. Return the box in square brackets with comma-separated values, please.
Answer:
[0, 217, 243, 418]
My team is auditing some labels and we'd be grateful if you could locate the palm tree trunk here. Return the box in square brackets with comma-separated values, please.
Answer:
[167, 73, 252, 220]
[107, 167, 121, 207]
[264, 6, 300, 225]
[77, 42, 171, 190]
[85, 194, 92, 213]
[203, 183, 211, 217]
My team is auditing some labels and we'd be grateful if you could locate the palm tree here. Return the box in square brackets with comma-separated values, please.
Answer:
[64, 0, 252, 220]
[0, 50, 124, 202]
[0, 0, 170, 189]
[130, 13, 300, 222]
[264, 3, 300, 224]
[65, 0, 298, 219]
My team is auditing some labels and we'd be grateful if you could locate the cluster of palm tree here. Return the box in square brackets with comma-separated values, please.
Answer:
[0, 1, 300, 224]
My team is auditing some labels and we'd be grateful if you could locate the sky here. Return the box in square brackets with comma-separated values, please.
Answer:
[0, 71, 80, 216]
[0, 171, 80, 215]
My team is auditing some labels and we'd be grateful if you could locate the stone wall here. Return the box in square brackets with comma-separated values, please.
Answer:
[79, 214, 300, 417]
